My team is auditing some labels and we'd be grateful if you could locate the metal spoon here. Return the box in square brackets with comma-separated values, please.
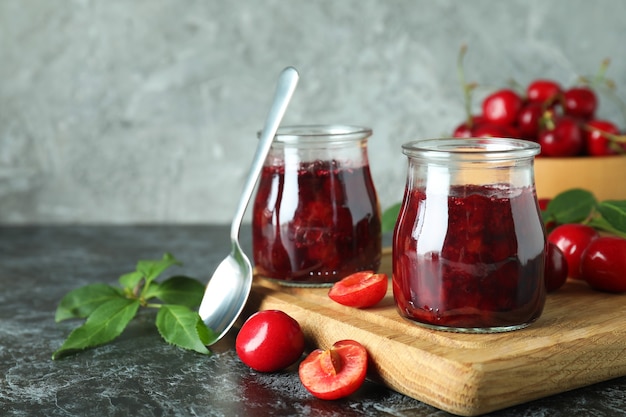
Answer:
[199, 66, 299, 345]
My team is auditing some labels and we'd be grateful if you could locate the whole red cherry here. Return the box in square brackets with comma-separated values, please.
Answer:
[453, 122, 473, 138]
[580, 236, 626, 292]
[236, 310, 305, 372]
[563, 86, 598, 120]
[538, 116, 584, 156]
[538, 198, 556, 231]
[453, 115, 484, 138]
[526, 79, 562, 104]
[517, 102, 544, 140]
[544, 242, 568, 292]
[482, 89, 523, 126]
[473, 122, 519, 138]
[548, 224, 599, 279]
[584, 119, 621, 156]
[538, 198, 551, 211]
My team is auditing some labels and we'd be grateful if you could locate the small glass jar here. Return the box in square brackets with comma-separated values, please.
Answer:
[252, 125, 382, 286]
[392, 138, 546, 333]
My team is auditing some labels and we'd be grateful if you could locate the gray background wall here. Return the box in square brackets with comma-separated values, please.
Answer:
[2, 0, 625, 224]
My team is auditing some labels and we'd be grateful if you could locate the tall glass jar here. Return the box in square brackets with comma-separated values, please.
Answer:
[252, 125, 382, 286]
[393, 138, 546, 332]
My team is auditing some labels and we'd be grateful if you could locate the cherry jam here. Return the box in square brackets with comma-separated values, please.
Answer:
[393, 138, 546, 332]
[252, 125, 381, 286]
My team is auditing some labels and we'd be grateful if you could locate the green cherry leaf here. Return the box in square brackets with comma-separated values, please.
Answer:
[155, 305, 211, 355]
[52, 298, 141, 360]
[55, 284, 124, 322]
[596, 200, 626, 233]
[137, 253, 182, 286]
[381, 202, 402, 234]
[586, 216, 626, 238]
[142, 281, 161, 301]
[151, 276, 205, 308]
[196, 318, 216, 346]
[545, 188, 597, 224]
[118, 271, 143, 290]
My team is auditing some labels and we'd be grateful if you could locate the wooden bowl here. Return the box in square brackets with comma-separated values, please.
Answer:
[534, 155, 626, 201]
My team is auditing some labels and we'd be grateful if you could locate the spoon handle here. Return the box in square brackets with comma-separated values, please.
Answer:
[229, 66, 300, 242]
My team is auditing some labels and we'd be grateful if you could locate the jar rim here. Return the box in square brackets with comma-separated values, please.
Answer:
[402, 138, 541, 160]
[259, 124, 372, 144]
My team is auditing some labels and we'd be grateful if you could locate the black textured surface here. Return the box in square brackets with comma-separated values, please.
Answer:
[1, 225, 625, 416]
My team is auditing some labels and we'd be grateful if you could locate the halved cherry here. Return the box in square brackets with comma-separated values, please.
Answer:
[328, 271, 388, 308]
[298, 340, 368, 400]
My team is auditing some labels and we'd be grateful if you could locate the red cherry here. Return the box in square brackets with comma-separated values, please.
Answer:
[538, 116, 584, 156]
[538, 198, 551, 211]
[482, 89, 523, 126]
[548, 224, 599, 280]
[544, 242, 568, 292]
[453, 115, 486, 138]
[538, 198, 557, 232]
[473, 122, 519, 138]
[563, 86, 598, 120]
[583, 119, 621, 156]
[516, 102, 544, 140]
[453, 122, 473, 138]
[581, 236, 626, 292]
[236, 310, 305, 372]
[526, 79, 562, 104]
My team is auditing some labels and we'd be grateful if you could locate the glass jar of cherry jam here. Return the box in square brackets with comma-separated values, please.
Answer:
[393, 138, 546, 332]
[252, 125, 382, 286]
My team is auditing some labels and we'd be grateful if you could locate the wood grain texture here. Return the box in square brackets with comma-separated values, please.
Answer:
[535, 155, 626, 200]
[245, 248, 626, 416]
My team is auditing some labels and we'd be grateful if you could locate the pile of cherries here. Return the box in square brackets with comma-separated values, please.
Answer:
[453, 79, 626, 157]
[545, 221, 626, 293]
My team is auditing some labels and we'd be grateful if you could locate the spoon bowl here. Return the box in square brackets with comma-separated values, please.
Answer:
[199, 66, 299, 345]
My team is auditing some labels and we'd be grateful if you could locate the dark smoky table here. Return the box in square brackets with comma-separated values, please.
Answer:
[1, 225, 625, 417]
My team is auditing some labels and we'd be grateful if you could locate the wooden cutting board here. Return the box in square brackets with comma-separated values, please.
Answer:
[245, 248, 626, 416]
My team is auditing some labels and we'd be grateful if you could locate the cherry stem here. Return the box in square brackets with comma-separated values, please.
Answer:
[593, 58, 611, 85]
[584, 58, 626, 126]
[541, 110, 556, 131]
[456, 44, 474, 126]
[508, 78, 525, 96]
[583, 124, 626, 145]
